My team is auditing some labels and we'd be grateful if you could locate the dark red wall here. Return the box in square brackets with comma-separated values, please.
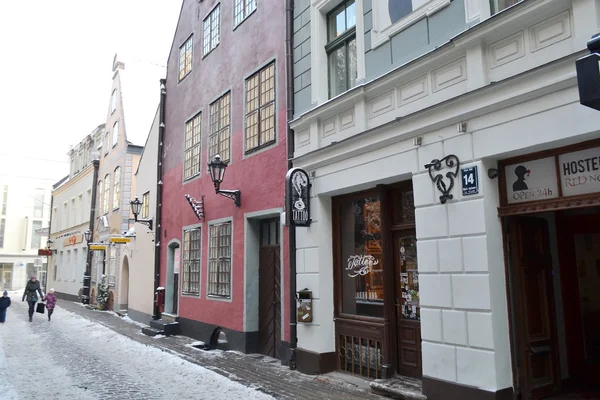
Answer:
[161, 0, 289, 339]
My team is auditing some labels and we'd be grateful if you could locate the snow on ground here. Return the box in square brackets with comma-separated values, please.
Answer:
[0, 298, 274, 400]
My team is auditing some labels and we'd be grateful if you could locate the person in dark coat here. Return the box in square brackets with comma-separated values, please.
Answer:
[22, 276, 44, 322]
[0, 291, 11, 323]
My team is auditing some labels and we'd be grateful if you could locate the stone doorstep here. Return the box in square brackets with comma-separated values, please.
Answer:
[370, 377, 427, 400]
[160, 313, 178, 324]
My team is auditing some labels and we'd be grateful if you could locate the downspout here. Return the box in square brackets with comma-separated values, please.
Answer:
[152, 78, 167, 320]
[83, 157, 100, 304]
[285, 0, 297, 370]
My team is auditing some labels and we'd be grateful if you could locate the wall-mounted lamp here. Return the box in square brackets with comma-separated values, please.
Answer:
[208, 155, 241, 207]
[130, 197, 154, 230]
[46, 239, 57, 254]
[83, 230, 93, 243]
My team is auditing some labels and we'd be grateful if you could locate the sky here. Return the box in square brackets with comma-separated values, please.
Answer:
[0, 0, 183, 182]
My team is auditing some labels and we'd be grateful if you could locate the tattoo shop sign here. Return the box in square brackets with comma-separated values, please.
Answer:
[286, 168, 311, 227]
[346, 255, 379, 278]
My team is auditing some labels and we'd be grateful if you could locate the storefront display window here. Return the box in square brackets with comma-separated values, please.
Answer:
[339, 195, 384, 318]
[398, 235, 419, 321]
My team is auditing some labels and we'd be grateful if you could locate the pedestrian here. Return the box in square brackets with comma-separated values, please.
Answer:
[45, 288, 57, 321]
[0, 291, 11, 323]
[22, 276, 44, 322]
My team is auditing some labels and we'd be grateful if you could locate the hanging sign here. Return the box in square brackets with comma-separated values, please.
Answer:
[285, 168, 311, 227]
[461, 166, 479, 196]
[504, 157, 559, 204]
[558, 146, 600, 197]
[90, 245, 107, 251]
[63, 234, 83, 247]
[109, 237, 130, 244]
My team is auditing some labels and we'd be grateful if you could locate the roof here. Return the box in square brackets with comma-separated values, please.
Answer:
[52, 175, 70, 190]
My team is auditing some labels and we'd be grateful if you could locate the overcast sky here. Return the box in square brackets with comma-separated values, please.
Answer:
[0, 0, 182, 182]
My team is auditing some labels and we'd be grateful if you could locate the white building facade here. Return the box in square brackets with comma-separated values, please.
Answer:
[0, 176, 51, 291]
[291, 0, 600, 398]
[47, 126, 103, 301]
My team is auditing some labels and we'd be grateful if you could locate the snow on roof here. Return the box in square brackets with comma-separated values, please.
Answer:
[117, 54, 165, 147]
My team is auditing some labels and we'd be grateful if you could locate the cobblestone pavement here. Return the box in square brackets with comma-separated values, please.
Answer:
[0, 297, 278, 400]
[54, 300, 384, 400]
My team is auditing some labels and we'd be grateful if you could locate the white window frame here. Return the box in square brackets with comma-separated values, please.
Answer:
[203, 4, 220, 57]
[182, 226, 202, 296]
[112, 121, 119, 147]
[233, 0, 257, 27]
[207, 218, 233, 300]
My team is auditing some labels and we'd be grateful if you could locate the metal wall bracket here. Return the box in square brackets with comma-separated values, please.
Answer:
[424, 155, 460, 204]
[184, 194, 205, 220]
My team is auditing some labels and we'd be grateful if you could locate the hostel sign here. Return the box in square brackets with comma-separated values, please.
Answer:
[559, 147, 600, 196]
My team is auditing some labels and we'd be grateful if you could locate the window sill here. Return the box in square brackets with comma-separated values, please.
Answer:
[207, 294, 231, 301]
[244, 140, 276, 156]
[183, 172, 202, 184]
[232, 8, 257, 32]
[181, 292, 200, 298]
[202, 43, 219, 60]
[178, 71, 192, 85]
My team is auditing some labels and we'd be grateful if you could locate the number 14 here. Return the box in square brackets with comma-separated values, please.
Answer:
[463, 173, 475, 186]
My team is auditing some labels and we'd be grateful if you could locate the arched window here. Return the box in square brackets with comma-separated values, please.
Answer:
[113, 167, 121, 210]
[112, 121, 119, 147]
[103, 174, 111, 214]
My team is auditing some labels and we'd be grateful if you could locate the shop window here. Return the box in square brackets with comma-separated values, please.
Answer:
[339, 195, 384, 318]
[326, 0, 357, 98]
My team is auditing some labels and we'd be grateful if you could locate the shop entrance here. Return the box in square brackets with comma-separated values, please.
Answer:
[505, 209, 600, 399]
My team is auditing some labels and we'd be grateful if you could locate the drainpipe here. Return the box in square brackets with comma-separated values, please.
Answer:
[285, 0, 297, 370]
[83, 156, 100, 304]
[152, 78, 166, 320]
[45, 192, 54, 292]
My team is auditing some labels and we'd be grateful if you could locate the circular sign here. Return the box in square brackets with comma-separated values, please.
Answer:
[400, 247, 405, 254]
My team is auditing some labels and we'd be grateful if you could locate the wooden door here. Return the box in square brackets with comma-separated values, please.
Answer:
[258, 219, 281, 359]
[509, 217, 560, 399]
[393, 230, 422, 378]
[172, 273, 179, 315]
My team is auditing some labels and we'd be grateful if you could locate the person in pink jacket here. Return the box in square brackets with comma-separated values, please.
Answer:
[45, 288, 57, 322]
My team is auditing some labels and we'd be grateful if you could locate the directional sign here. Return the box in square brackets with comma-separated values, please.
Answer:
[110, 237, 131, 244]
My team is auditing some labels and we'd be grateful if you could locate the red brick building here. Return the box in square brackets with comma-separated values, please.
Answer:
[159, 0, 290, 360]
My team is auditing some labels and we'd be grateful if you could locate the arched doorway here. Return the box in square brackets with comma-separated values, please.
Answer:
[166, 240, 181, 315]
[120, 256, 129, 312]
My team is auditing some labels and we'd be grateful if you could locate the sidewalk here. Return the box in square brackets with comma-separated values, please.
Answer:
[58, 301, 384, 400]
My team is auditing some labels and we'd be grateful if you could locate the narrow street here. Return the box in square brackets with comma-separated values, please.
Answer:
[0, 296, 273, 400]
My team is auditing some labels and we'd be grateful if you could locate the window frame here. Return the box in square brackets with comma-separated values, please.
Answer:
[207, 221, 232, 299]
[178, 35, 194, 82]
[203, 4, 221, 57]
[142, 192, 150, 219]
[33, 188, 45, 219]
[113, 167, 121, 210]
[325, 0, 357, 99]
[104, 131, 110, 156]
[209, 91, 231, 162]
[182, 227, 202, 296]
[183, 112, 202, 181]
[31, 220, 42, 249]
[111, 89, 117, 114]
[233, 0, 257, 28]
[112, 121, 119, 147]
[103, 174, 111, 215]
[244, 62, 277, 154]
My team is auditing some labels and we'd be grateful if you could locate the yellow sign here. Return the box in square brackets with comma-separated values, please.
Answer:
[90, 245, 106, 251]
[110, 237, 131, 243]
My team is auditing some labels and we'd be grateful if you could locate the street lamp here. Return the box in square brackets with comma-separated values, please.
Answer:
[130, 197, 153, 230]
[208, 155, 241, 207]
[84, 229, 93, 243]
[46, 239, 57, 254]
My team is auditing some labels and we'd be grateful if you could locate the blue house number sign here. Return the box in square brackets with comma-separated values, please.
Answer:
[461, 166, 479, 196]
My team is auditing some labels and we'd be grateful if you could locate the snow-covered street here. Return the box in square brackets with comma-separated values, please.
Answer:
[0, 294, 273, 400]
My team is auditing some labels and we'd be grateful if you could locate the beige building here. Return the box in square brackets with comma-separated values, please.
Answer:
[91, 54, 164, 312]
[47, 125, 104, 301]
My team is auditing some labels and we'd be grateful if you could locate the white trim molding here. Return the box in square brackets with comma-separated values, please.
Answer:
[371, 0, 452, 50]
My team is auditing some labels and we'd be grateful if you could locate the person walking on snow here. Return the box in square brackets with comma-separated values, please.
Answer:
[0, 291, 11, 323]
[45, 288, 57, 321]
[22, 276, 44, 322]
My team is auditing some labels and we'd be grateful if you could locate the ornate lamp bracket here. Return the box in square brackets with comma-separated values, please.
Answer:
[184, 194, 205, 221]
[424, 155, 460, 204]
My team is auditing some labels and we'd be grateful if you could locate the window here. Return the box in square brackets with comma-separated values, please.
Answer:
[78, 150, 83, 172]
[33, 188, 45, 219]
[203, 5, 220, 56]
[491, 0, 521, 14]
[31, 221, 42, 248]
[112, 121, 119, 147]
[63, 202, 68, 230]
[52, 207, 57, 231]
[183, 113, 202, 180]
[71, 198, 76, 226]
[1, 185, 7, 216]
[86, 189, 92, 222]
[104, 132, 110, 155]
[97, 181, 103, 216]
[142, 192, 150, 219]
[0, 219, 6, 248]
[113, 167, 121, 210]
[58, 251, 63, 280]
[245, 62, 276, 152]
[234, 0, 256, 26]
[80, 248, 86, 282]
[111, 89, 117, 113]
[103, 174, 111, 214]
[209, 92, 231, 162]
[178, 35, 193, 81]
[79, 194, 84, 224]
[66, 251, 71, 282]
[326, 0, 357, 98]
[73, 248, 78, 281]
[208, 222, 232, 298]
[182, 228, 201, 295]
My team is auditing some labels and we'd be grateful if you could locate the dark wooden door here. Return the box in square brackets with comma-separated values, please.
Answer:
[509, 217, 560, 399]
[173, 273, 179, 315]
[393, 230, 422, 378]
[258, 219, 281, 359]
